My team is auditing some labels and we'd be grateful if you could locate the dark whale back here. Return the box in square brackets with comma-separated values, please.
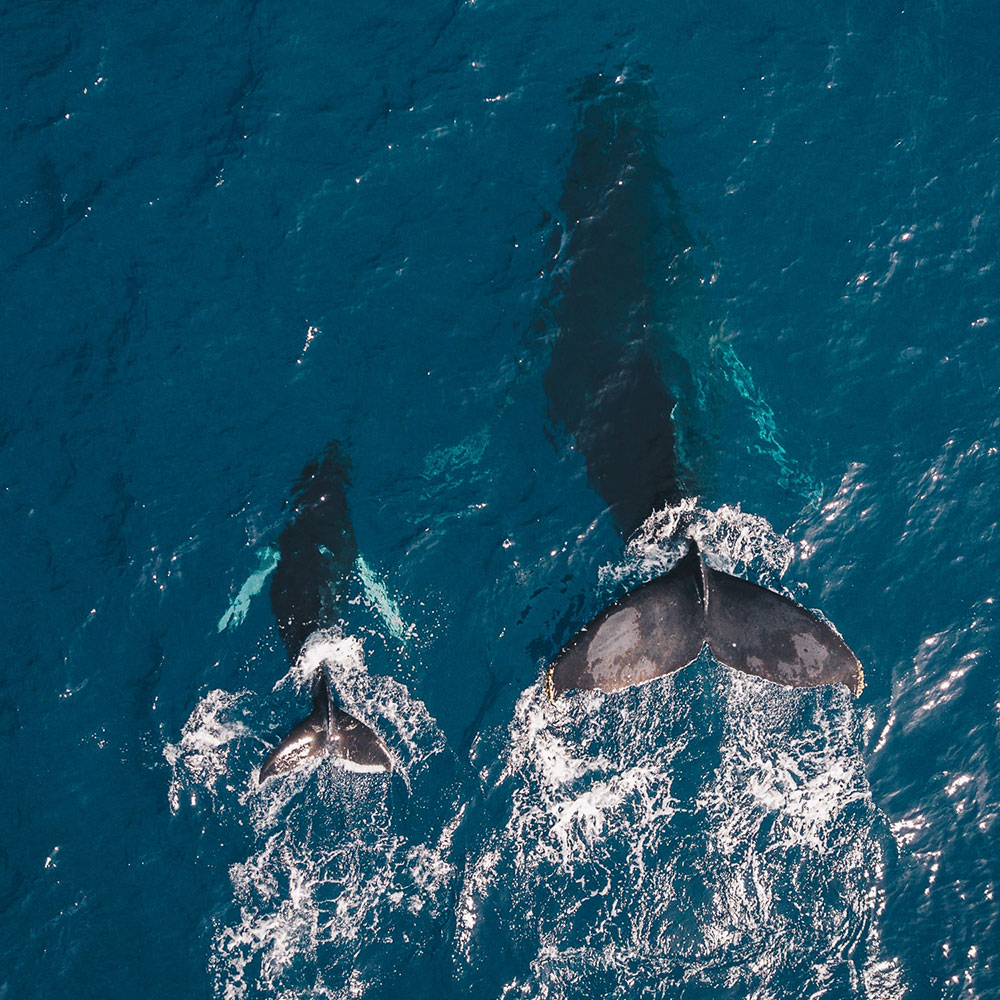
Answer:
[543, 71, 690, 537]
[270, 443, 358, 658]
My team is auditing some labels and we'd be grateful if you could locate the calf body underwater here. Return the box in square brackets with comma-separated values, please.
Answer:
[260, 443, 392, 780]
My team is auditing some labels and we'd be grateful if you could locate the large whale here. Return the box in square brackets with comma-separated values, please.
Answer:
[541, 71, 863, 700]
[259, 443, 391, 781]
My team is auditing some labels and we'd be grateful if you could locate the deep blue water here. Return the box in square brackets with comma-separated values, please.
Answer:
[3, 1, 999, 997]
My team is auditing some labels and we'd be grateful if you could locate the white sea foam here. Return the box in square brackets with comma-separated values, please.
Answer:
[170, 631, 456, 1000]
[212, 772, 462, 1000]
[606, 496, 796, 590]
[164, 688, 256, 815]
[457, 679, 689, 976]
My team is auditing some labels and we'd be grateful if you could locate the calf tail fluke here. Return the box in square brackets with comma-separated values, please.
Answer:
[259, 674, 391, 783]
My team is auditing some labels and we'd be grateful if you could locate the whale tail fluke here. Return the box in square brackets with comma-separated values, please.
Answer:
[546, 540, 863, 701]
[259, 675, 392, 783]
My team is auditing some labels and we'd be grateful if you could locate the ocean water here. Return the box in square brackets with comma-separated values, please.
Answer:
[2, 1, 999, 998]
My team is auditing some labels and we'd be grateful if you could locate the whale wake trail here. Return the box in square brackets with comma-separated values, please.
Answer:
[460, 676, 902, 999]
[166, 634, 458, 1000]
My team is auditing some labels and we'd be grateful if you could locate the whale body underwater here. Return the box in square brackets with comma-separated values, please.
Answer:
[540, 71, 861, 703]
[257, 71, 861, 782]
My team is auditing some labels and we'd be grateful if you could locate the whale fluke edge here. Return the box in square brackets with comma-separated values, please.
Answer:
[546, 540, 863, 701]
[259, 674, 392, 783]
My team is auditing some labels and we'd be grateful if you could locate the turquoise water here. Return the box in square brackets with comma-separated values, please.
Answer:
[3, 1, 999, 997]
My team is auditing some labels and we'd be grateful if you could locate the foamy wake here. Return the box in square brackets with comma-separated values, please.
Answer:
[166, 632, 457, 999]
[460, 677, 904, 999]
[457, 503, 905, 999]
[172, 503, 905, 999]
[213, 794, 461, 1000]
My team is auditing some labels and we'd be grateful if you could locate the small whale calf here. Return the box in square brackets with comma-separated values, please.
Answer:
[259, 444, 391, 782]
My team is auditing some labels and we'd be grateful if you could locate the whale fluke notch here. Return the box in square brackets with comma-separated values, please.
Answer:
[546, 540, 863, 700]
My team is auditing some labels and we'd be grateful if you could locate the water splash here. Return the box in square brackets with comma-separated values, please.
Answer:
[211, 738, 461, 1000]
[458, 504, 903, 998]
[164, 688, 256, 815]
[460, 669, 903, 998]
[599, 497, 796, 595]
[168, 630, 456, 999]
